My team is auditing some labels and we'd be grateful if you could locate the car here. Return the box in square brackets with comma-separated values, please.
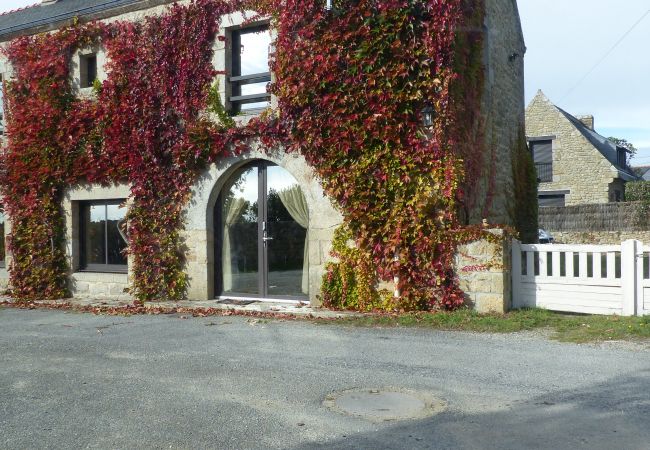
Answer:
[538, 228, 554, 244]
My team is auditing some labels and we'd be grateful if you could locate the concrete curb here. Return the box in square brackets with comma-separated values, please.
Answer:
[0, 296, 362, 320]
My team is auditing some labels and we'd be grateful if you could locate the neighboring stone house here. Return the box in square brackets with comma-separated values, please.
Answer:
[526, 90, 639, 207]
[0, 0, 526, 308]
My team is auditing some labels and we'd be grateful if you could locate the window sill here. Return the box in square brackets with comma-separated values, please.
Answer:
[232, 111, 268, 126]
[76, 269, 128, 274]
[77, 87, 96, 99]
[72, 271, 128, 283]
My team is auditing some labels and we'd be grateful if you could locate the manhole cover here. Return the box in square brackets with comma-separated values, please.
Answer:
[324, 388, 446, 422]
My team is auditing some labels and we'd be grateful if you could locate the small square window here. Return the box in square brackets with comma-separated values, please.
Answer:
[80, 54, 98, 89]
[229, 25, 271, 114]
[79, 200, 127, 272]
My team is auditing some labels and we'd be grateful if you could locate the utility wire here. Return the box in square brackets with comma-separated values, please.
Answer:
[560, 8, 650, 102]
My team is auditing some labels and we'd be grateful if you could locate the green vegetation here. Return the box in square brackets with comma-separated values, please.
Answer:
[607, 136, 637, 160]
[625, 181, 650, 202]
[320, 308, 650, 343]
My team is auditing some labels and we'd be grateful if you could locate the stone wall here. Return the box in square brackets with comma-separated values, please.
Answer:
[70, 272, 130, 300]
[183, 143, 343, 306]
[456, 229, 511, 313]
[63, 183, 132, 301]
[0, 1, 524, 309]
[472, 0, 525, 225]
[525, 91, 620, 205]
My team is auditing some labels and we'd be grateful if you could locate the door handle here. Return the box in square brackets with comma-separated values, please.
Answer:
[262, 222, 273, 243]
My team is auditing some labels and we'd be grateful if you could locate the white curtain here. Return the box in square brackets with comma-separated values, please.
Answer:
[222, 197, 247, 291]
[277, 186, 309, 294]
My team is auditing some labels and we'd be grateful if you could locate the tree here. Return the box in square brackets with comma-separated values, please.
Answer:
[608, 137, 637, 163]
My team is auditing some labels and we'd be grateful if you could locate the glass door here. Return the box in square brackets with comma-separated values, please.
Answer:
[265, 165, 309, 297]
[216, 161, 308, 299]
[218, 164, 260, 295]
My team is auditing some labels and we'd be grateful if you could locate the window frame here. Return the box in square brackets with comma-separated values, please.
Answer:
[616, 147, 627, 169]
[228, 24, 271, 114]
[538, 192, 567, 208]
[0, 73, 5, 136]
[529, 139, 553, 183]
[0, 208, 5, 269]
[79, 53, 98, 89]
[78, 200, 128, 273]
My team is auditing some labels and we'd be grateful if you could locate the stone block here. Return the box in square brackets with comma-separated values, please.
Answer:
[89, 283, 108, 296]
[308, 240, 321, 266]
[474, 293, 507, 314]
[468, 275, 505, 295]
[320, 240, 334, 264]
[75, 282, 90, 293]
[109, 284, 127, 296]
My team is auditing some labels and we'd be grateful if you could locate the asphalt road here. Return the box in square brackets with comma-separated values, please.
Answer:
[1, 307, 649, 449]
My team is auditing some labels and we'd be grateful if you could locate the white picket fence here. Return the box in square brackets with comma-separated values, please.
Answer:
[512, 240, 650, 316]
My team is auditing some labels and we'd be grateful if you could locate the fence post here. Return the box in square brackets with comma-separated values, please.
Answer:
[621, 240, 640, 316]
[511, 239, 522, 310]
[636, 241, 645, 317]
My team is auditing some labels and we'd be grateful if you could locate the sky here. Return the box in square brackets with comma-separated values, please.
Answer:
[1, 0, 649, 164]
[518, 0, 650, 166]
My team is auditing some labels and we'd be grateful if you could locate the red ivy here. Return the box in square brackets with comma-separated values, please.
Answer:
[271, 0, 488, 309]
[1, 0, 492, 310]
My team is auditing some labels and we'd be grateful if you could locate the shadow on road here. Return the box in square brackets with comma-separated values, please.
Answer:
[293, 371, 650, 449]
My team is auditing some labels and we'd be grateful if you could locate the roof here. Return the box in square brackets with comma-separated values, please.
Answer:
[631, 166, 650, 181]
[0, 0, 165, 41]
[556, 107, 639, 182]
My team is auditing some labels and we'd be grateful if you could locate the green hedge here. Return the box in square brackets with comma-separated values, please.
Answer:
[625, 181, 650, 202]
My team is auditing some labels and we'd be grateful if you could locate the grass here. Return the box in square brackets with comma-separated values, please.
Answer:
[321, 308, 650, 343]
[3, 299, 649, 344]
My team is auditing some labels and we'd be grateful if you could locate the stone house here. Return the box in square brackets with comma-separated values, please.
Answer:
[525, 90, 639, 207]
[0, 0, 526, 309]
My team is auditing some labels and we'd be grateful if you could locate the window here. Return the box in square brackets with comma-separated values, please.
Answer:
[616, 147, 627, 168]
[538, 193, 565, 207]
[0, 210, 5, 268]
[80, 201, 127, 272]
[80, 53, 98, 89]
[229, 25, 271, 113]
[530, 140, 553, 182]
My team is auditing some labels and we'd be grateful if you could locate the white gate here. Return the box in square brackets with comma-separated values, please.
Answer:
[512, 240, 649, 316]
[639, 244, 650, 316]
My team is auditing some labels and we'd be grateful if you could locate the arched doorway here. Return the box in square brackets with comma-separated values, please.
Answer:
[214, 160, 309, 300]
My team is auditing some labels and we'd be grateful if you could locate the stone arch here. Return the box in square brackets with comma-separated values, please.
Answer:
[182, 144, 342, 303]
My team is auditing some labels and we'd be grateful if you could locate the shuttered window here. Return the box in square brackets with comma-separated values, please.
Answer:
[538, 194, 565, 207]
[530, 140, 552, 182]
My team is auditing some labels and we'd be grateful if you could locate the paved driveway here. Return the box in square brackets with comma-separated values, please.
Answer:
[1, 307, 649, 449]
